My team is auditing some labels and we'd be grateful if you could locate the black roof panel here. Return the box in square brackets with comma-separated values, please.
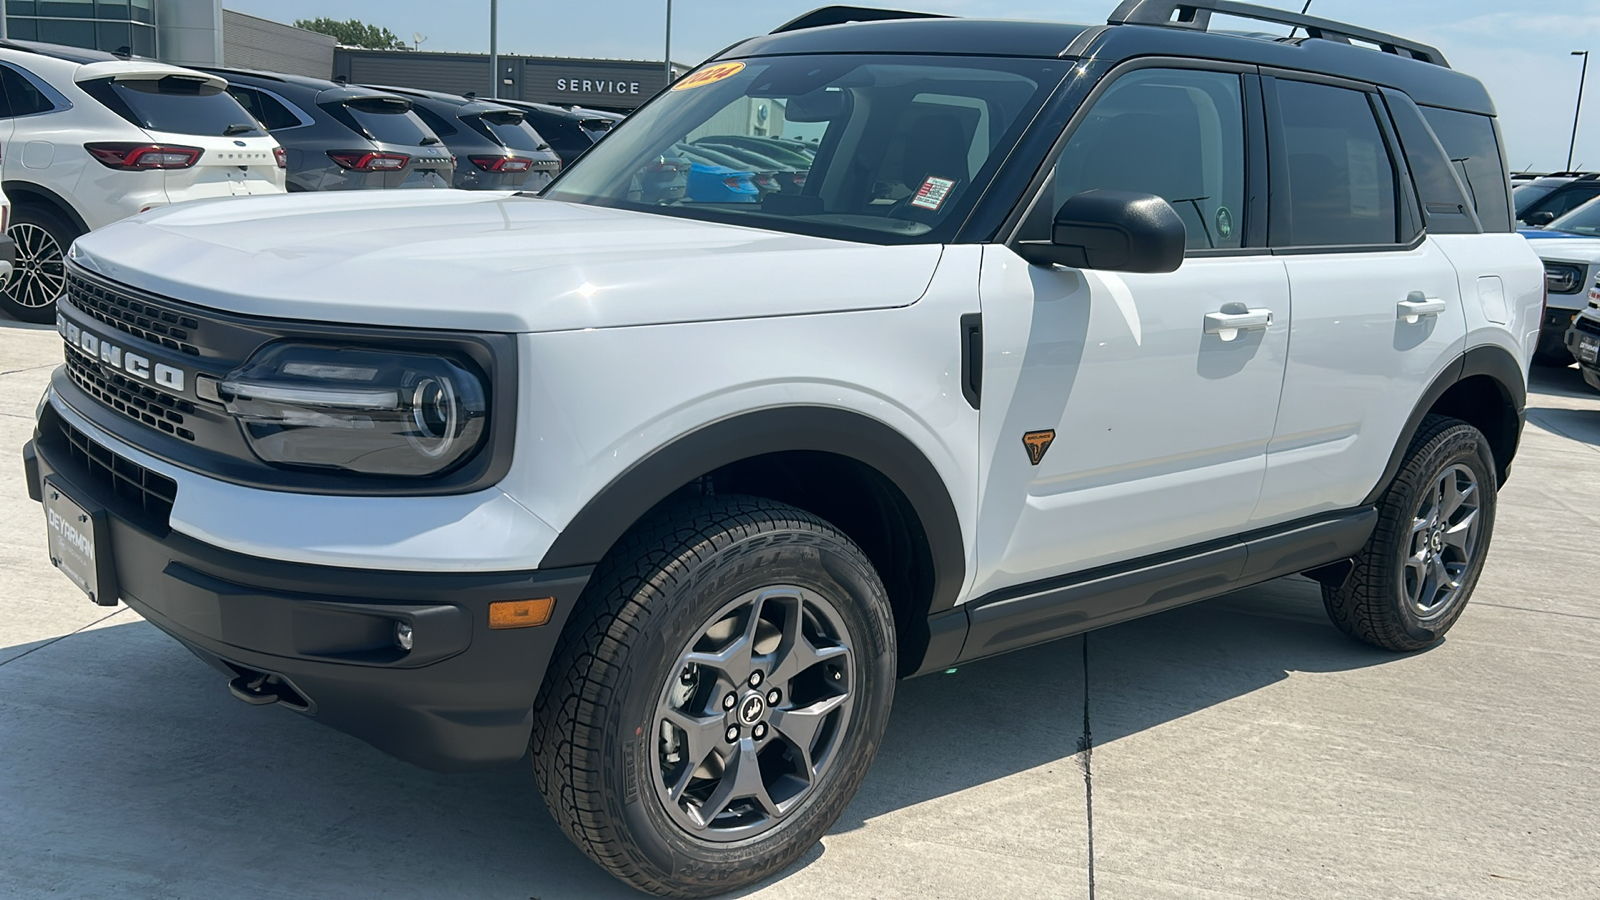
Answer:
[724, 18, 1091, 59]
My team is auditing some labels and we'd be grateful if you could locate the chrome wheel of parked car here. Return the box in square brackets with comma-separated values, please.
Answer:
[0, 207, 79, 324]
[652, 585, 854, 842]
[1404, 464, 1482, 616]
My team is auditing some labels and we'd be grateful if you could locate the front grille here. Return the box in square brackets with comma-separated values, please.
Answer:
[64, 351, 197, 441]
[1576, 315, 1600, 337]
[66, 276, 202, 357]
[56, 415, 177, 527]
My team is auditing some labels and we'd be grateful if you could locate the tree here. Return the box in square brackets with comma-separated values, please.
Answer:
[294, 18, 408, 50]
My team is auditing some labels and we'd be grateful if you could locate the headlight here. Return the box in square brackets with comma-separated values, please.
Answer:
[1545, 263, 1585, 294]
[220, 343, 488, 476]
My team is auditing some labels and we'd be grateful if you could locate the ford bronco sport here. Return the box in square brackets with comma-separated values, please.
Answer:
[22, 2, 1540, 896]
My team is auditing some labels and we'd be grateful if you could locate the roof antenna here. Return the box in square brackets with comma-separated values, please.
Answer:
[113, 45, 132, 60]
[464, 91, 477, 100]
[334, 74, 348, 86]
[1286, 0, 1314, 39]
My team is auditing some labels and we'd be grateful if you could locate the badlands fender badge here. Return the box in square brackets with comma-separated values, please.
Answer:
[1023, 430, 1056, 466]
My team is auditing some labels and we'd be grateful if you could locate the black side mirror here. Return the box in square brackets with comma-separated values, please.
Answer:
[1016, 189, 1186, 273]
[1526, 210, 1557, 227]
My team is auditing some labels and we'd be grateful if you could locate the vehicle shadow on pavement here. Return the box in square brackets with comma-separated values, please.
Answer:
[832, 576, 1395, 835]
[1528, 363, 1595, 401]
[0, 315, 55, 331]
[0, 577, 1398, 899]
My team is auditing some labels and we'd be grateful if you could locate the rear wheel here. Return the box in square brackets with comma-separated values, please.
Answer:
[0, 205, 79, 324]
[531, 495, 896, 897]
[1323, 415, 1497, 651]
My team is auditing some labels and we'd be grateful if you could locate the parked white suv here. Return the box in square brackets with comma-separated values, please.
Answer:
[22, 2, 1543, 897]
[0, 40, 285, 323]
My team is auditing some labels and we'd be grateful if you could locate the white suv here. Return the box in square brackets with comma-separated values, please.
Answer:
[22, 3, 1543, 897]
[0, 40, 285, 323]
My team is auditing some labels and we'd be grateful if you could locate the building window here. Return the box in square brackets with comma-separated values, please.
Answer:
[5, 14, 156, 57]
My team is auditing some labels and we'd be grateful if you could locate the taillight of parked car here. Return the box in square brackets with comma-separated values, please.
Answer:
[273, 147, 287, 169]
[326, 150, 410, 172]
[469, 155, 533, 173]
[85, 142, 203, 170]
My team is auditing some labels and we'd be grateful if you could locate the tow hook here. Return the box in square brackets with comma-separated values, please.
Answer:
[226, 671, 309, 710]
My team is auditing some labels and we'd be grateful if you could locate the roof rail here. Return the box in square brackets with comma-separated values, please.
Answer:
[1106, 0, 1449, 68]
[771, 6, 948, 34]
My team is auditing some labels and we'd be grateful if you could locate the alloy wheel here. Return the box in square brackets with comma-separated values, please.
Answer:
[651, 585, 855, 842]
[1403, 463, 1482, 616]
[2, 222, 68, 311]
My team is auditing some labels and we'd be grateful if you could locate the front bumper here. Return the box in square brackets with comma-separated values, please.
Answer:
[1565, 316, 1600, 391]
[23, 406, 592, 772]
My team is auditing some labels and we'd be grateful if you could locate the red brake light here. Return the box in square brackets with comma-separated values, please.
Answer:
[326, 150, 410, 172]
[469, 155, 533, 173]
[85, 142, 202, 170]
[273, 146, 287, 169]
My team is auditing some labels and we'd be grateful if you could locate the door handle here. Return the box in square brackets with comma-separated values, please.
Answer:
[1203, 303, 1273, 342]
[1397, 292, 1448, 324]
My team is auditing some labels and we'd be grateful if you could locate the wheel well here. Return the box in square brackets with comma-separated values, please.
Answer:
[649, 451, 939, 678]
[1427, 374, 1519, 483]
[2, 181, 89, 234]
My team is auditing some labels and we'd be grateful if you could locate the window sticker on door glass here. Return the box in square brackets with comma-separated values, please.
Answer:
[911, 176, 956, 211]
[1347, 138, 1382, 218]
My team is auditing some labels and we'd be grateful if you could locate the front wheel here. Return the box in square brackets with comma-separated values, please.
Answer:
[531, 496, 896, 897]
[1323, 415, 1498, 651]
[0, 205, 79, 324]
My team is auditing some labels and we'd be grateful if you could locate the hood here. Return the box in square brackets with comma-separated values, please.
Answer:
[1516, 229, 1600, 263]
[71, 192, 943, 333]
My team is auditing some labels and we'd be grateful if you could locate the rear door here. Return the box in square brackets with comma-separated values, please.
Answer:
[1251, 73, 1466, 526]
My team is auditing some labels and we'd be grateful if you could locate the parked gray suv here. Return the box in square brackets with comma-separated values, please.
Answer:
[201, 69, 456, 192]
[362, 85, 563, 191]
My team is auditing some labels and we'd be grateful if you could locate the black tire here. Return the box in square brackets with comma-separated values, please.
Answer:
[531, 495, 896, 898]
[0, 204, 79, 324]
[1323, 415, 1498, 651]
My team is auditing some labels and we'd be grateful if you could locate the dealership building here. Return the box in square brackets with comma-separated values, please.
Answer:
[0, 0, 682, 111]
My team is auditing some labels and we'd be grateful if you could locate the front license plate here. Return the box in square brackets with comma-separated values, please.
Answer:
[43, 477, 118, 606]
[1580, 337, 1599, 364]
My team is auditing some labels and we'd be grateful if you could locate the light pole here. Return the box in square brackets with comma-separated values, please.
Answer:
[664, 0, 673, 85]
[489, 0, 499, 100]
[1570, 50, 1590, 172]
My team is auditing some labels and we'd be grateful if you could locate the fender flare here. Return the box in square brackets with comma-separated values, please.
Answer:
[538, 406, 967, 613]
[1361, 344, 1526, 506]
[2, 181, 90, 235]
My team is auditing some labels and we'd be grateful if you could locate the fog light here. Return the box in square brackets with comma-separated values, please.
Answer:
[395, 621, 414, 651]
[488, 597, 555, 629]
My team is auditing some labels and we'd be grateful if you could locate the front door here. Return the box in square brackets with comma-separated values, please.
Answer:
[972, 65, 1290, 599]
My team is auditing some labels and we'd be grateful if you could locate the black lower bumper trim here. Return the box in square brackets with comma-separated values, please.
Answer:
[26, 428, 593, 772]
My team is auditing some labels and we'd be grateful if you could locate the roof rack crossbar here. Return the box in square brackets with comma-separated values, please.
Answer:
[771, 5, 949, 34]
[1106, 0, 1449, 68]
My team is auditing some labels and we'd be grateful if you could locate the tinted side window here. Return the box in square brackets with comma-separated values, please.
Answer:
[1538, 185, 1600, 220]
[1, 66, 57, 117]
[228, 86, 302, 131]
[408, 104, 458, 137]
[1027, 68, 1248, 250]
[1383, 91, 1478, 234]
[1275, 80, 1397, 246]
[1419, 106, 1513, 232]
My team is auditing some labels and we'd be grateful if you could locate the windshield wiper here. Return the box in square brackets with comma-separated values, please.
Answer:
[222, 123, 256, 136]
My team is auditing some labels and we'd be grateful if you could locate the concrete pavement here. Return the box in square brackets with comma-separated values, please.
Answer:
[2, 315, 1597, 898]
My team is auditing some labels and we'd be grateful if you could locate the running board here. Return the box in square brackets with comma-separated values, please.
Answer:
[910, 507, 1377, 675]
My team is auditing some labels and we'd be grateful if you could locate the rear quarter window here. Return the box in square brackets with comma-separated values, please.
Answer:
[82, 75, 266, 137]
[1418, 106, 1513, 232]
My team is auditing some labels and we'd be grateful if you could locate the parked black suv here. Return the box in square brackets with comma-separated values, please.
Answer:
[364, 86, 564, 190]
[1515, 172, 1600, 226]
[495, 99, 621, 166]
[199, 68, 457, 192]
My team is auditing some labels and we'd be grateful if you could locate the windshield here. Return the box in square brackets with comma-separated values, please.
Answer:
[1546, 195, 1600, 235]
[543, 55, 1069, 243]
[1514, 181, 1562, 217]
[84, 76, 266, 137]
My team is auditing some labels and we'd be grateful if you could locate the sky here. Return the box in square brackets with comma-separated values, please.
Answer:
[226, 0, 1600, 173]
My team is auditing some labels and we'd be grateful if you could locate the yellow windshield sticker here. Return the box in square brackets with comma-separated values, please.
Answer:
[672, 61, 746, 91]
